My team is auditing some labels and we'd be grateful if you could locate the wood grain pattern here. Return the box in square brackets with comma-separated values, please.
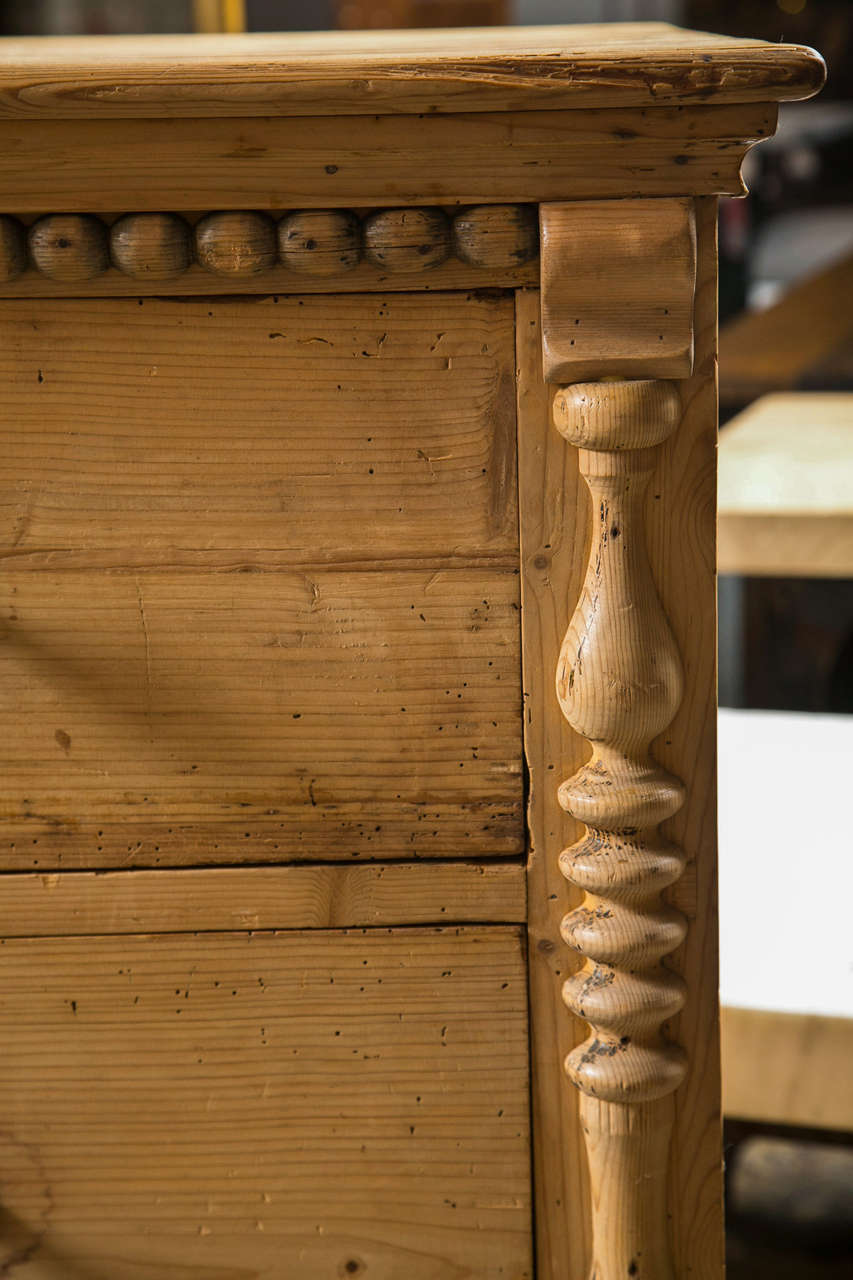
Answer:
[110, 211, 193, 280]
[553, 380, 688, 1280]
[364, 208, 451, 272]
[0, 205, 540, 295]
[0, 861, 526, 937]
[0, 293, 518, 565]
[0, 25, 824, 118]
[519, 199, 723, 1280]
[453, 204, 538, 270]
[0, 568, 522, 869]
[0, 290, 522, 870]
[27, 212, 109, 281]
[278, 208, 362, 276]
[0, 103, 777, 212]
[194, 209, 278, 276]
[0, 927, 533, 1278]
[0, 247, 535, 294]
[0, 253, 540, 298]
[516, 288, 591, 1280]
[540, 199, 697, 383]
[644, 197, 723, 1280]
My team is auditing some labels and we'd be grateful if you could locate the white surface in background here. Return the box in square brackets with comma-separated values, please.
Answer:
[718, 707, 853, 1018]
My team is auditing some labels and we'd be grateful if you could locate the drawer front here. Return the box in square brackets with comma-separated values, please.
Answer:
[0, 295, 517, 563]
[0, 926, 532, 1279]
[0, 293, 522, 869]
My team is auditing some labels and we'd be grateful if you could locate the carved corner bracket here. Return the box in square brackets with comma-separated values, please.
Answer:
[539, 198, 699, 1280]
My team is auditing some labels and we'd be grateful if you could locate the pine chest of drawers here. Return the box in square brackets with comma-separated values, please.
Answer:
[0, 23, 823, 1280]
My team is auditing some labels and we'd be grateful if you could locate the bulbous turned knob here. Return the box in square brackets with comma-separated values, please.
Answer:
[110, 212, 192, 280]
[452, 203, 538, 268]
[553, 380, 681, 452]
[195, 211, 277, 276]
[363, 207, 451, 271]
[564, 1031, 688, 1104]
[278, 209, 361, 276]
[28, 214, 109, 282]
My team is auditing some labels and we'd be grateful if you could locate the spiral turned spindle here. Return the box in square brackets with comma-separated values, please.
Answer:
[553, 380, 688, 1280]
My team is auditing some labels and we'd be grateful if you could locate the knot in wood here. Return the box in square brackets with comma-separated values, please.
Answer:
[278, 209, 361, 276]
[363, 207, 451, 272]
[28, 213, 109, 282]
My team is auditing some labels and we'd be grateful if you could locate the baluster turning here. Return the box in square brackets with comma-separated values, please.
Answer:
[553, 379, 688, 1280]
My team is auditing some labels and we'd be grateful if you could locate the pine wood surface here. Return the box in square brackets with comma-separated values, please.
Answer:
[553, 381, 689, 1280]
[0, 24, 823, 118]
[631, 197, 723, 1279]
[0, 293, 517, 565]
[516, 288, 591, 1280]
[540, 198, 697, 383]
[721, 1008, 853, 1133]
[0, 862, 526, 937]
[0, 25, 821, 1270]
[719, 250, 853, 411]
[0, 291, 522, 869]
[0, 256, 539, 298]
[0, 568, 521, 870]
[718, 392, 853, 577]
[0, 103, 777, 213]
[0, 205, 540, 294]
[519, 199, 722, 1280]
[0, 927, 533, 1278]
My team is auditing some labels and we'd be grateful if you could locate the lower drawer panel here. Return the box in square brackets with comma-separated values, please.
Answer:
[0, 926, 532, 1279]
[0, 568, 522, 869]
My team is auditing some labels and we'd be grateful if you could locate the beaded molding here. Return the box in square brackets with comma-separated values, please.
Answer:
[0, 205, 539, 284]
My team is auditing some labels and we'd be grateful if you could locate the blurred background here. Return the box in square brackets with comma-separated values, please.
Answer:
[0, 2, 851, 1277]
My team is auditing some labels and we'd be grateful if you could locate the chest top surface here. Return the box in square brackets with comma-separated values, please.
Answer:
[0, 22, 825, 119]
[0, 24, 825, 218]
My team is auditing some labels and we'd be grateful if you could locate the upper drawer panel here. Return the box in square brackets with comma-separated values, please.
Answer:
[0, 291, 522, 869]
[0, 292, 517, 566]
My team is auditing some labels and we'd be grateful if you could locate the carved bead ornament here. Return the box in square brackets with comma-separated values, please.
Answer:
[0, 205, 538, 284]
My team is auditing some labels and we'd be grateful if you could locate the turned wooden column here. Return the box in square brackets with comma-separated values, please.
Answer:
[554, 381, 688, 1280]
[540, 199, 701, 1280]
